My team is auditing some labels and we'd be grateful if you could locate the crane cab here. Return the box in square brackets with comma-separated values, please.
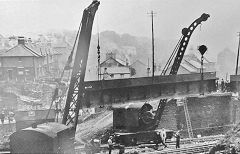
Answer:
[112, 102, 174, 146]
[9, 122, 75, 154]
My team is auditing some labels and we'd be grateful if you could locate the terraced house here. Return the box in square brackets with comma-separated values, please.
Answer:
[0, 37, 44, 81]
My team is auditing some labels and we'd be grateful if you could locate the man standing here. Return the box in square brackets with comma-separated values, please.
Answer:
[221, 79, 225, 92]
[160, 128, 167, 148]
[175, 131, 180, 149]
[156, 129, 167, 148]
[108, 136, 113, 154]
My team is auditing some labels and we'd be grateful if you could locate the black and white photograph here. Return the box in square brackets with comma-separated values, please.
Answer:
[0, 0, 240, 153]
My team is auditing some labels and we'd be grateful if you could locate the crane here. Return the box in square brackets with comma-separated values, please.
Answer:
[47, 0, 100, 129]
[112, 13, 210, 147]
[154, 13, 210, 128]
[61, 0, 100, 129]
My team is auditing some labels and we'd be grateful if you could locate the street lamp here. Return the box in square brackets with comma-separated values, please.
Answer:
[198, 45, 207, 95]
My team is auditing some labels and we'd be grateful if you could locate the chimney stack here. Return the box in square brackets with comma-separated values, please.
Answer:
[18, 36, 25, 45]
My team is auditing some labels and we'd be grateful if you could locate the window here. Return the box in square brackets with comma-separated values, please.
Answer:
[120, 74, 124, 78]
[25, 70, 30, 75]
[18, 71, 24, 75]
[18, 57, 22, 62]
[110, 74, 114, 78]
[18, 68, 24, 75]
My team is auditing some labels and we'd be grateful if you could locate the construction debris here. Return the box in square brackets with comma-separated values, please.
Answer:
[208, 122, 240, 153]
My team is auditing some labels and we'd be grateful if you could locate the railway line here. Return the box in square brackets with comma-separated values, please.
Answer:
[154, 142, 217, 154]
[74, 135, 223, 153]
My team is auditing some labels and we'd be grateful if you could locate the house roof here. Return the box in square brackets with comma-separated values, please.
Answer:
[181, 63, 197, 73]
[186, 60, 206, 69]
[185, 52, 212, 63]
[130, 60, 146, 67]
[116, 58, 127, 66]
[100, 57, 127, 67]
[25, 44, 44, 56]
[1, 44, 42, 57]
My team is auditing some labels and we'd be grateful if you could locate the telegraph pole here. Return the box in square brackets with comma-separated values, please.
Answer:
[235, 32, 240, 75]
[97, 32, 101, 80]
[151, 11, 155, 78]
[148, 11, 156, 80]
[147, 58, 150, 77]
[147, 11, 156, 98]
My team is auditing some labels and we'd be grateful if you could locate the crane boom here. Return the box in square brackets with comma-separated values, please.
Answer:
[154, 13, 210, 128]
[170, 13, 209, 75]
[62, 1, 100, 130]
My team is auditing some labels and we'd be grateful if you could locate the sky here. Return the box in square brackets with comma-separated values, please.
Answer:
[0, 0, 240, 60]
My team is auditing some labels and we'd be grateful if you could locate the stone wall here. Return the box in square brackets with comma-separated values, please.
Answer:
[158, 99, 178, 131]
[178, 94, 232, 137]
[155, 93, 233, 138]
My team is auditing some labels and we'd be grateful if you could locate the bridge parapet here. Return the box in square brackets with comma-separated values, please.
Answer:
[84, 72, 217, 106]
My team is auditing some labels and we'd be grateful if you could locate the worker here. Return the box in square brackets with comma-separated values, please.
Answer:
[156, 129, 167, 148]
[108, 136, 113, 154]
[216, 80, 219, 91]
[160, 128, 167, 148]
[221, 79, 225, 92]
[175, 131, 180, 149]
[225, 80, 230, 92]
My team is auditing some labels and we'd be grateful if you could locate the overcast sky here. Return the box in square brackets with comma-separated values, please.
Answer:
[1, 0, 240, 60]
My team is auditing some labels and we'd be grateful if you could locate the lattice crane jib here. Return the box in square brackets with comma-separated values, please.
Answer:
[155, 13, 210, 127]
[62, 1, 100, 129]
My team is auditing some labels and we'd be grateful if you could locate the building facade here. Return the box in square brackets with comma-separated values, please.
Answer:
[99, 52, 131, 80]
[0, 37, 44, 81]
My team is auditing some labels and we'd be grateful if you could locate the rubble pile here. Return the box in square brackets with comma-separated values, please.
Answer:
[219, 123, 240, 148]
[209, 122, 240, 153]
[1, 81, 56, 110]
